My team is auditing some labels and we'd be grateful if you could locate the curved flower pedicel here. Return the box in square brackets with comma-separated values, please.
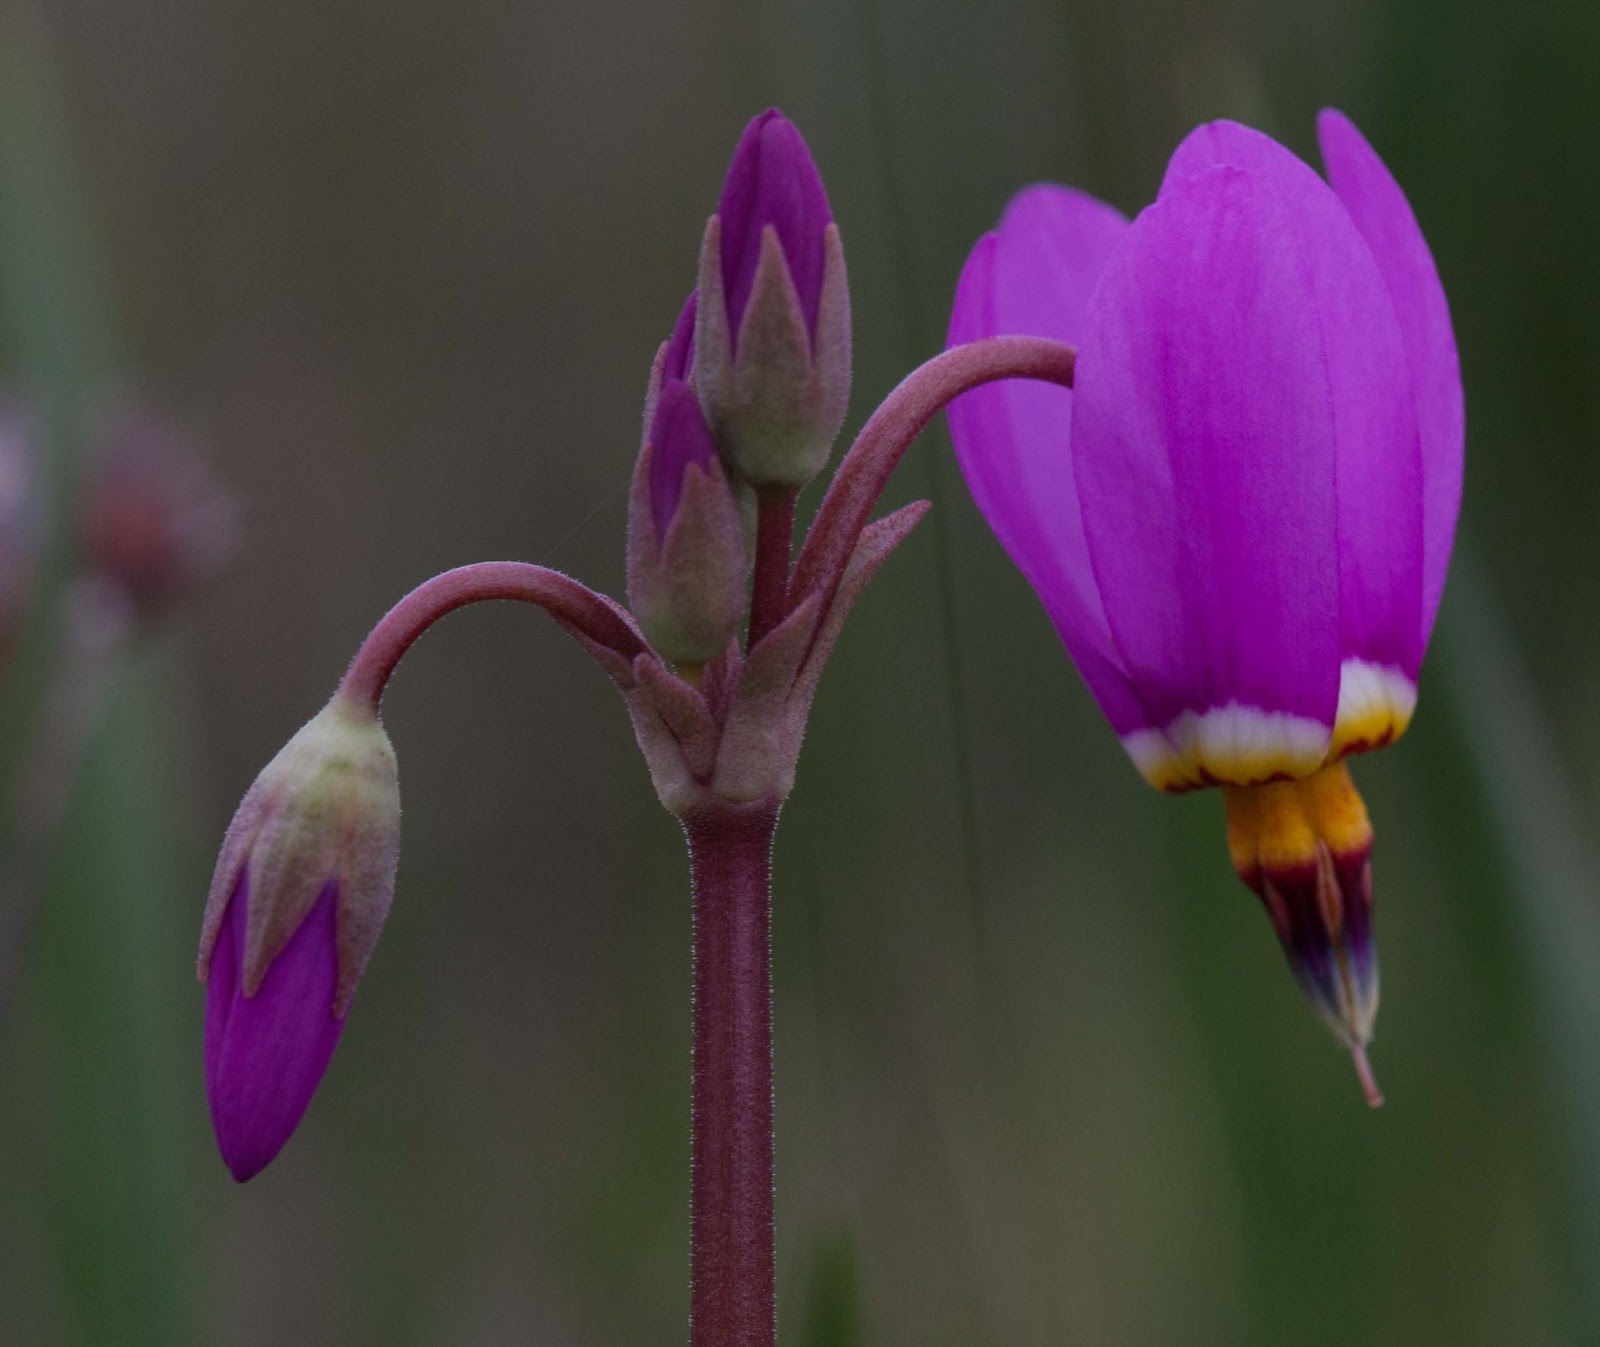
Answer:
[947, 111, 1463, 1102]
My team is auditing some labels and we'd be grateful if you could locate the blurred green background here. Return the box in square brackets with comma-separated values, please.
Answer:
[1, 0, 1596, 1342]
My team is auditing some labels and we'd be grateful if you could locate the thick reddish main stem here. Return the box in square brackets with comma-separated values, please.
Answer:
[685, 800, 780, 1347]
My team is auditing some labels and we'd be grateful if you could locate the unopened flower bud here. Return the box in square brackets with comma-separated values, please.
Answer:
[80, 404, 237, 620]
[627, 360, 746, 666]
[694, 109, 851, 489]
[197, 694, 400, 1179]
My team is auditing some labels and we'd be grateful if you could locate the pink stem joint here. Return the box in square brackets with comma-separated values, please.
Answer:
[198, 103, 1458, 1335]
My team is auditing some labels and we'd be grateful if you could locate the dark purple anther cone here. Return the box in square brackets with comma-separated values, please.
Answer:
[205, 869, 346, 1182]
[718, 109, 833, 340]
[1252, 844, 1380, 1057]
[648, 380, 721, 541]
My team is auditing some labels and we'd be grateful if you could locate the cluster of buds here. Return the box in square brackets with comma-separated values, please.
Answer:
[198, 108, 951, 1180]
[627, 109, 851, 666]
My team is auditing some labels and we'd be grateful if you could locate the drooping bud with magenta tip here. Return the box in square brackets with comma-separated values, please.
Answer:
[197, 694, 400, 1180]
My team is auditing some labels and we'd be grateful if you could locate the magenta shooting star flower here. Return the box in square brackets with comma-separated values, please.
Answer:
[694, 108, 852, 489]
[946, 110, 1463, 1102]
[198, 695, 400, 1179]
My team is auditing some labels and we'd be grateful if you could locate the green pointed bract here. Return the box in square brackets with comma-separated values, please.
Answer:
[694, 216, 852, 489]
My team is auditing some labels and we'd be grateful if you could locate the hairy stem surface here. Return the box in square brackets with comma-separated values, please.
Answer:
[685, 799, 780, 1347]
[748, 487, 797, 649]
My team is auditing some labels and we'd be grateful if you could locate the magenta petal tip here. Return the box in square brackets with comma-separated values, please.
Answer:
[718, 108, 833, 337]
[647, 381, 720, 541]
[204, 872, 346, 1181]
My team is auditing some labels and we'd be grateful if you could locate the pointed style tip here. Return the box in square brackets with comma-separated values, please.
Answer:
[1350, 1042, 1384, 1108]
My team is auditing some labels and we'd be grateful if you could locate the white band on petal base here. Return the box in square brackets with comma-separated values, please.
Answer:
[1121, 704, 1331, 793]
[1119, 658, 1417, 793]
[1328, 658, 1416, 760]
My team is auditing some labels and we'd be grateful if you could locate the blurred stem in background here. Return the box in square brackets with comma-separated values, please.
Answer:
[1438, 551, 1600, 1340]
[857, 0, 989, 976]
[0, 8, 218, 1345]
[0, 575, 130, 1021]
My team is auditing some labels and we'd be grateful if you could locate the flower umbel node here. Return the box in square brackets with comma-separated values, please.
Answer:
[197, 693, 400, 1179]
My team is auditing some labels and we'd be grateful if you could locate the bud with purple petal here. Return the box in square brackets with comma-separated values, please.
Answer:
[197, 693, 400, 1180]
[627, 297, 747, 667]
[694, 109, 851, 489]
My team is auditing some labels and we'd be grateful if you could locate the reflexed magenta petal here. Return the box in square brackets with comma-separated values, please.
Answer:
[1072, 165, 1341, 747]
[945, 187, 1146, 731]
[647, 380, 721, 540]
[205, 871, 344, 1182]
[1317, 108, 1463, 645]
[719, 110, 832, 338]
[1163, 121, 1424, 680]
